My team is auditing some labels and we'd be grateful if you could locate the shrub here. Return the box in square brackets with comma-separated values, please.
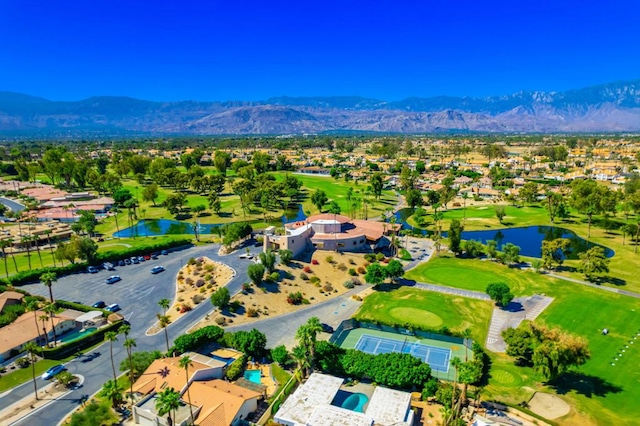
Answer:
[357, 266, 366, 274]
[325, 255, 334, 264]
[242, 283, 252, 291]
[185, 277, 193, 285]
[215, 317, 226, 325]
[348, 268, 357, 276]
[376, 253, 385, 261]
[323, 283, 334, 292]
[268, 272, 280, 282]
[349, 259, 356, 265]
[311, 259, 319, 265]
[303, 266, 312, 273]
[364, 253, 376, 262]
[16, 357, 30, 368]
[205, 264, 214, 272]
[343, 280, 355, 289]
[351, 277, 363, 286]
[204, 274, 212, 281]
[337, 263, 347, 271]
[309, 276, 321, 285]
[179, 304, 192, 313]
[300, 273, 309, 281]
[246, 307, 259, 317]
[188, 257, 197, 265]
[195, 279, 205, 288]
[225, 355, 248, 381]
[191, 294, 205, 305]
[172, 325, 224, 354]
[270, 345, 289, 365]
[287, 292, 304, 305]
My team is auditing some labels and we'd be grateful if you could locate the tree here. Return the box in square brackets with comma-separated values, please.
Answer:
[385, 259, 404, 282]
[541, 238, 570, 270]
[279, 249, 293, 265]
[247, 263, 265, 286]
[100, 380, 122, 408]
[463, 240, 484, 258]
[271, 345, 290, 365]
[578, 246, 610, 281]
[158, 298, 171, 316]
[229, 329, 267, 358]
[495, 205, 506, 224]
[295, 317, 323, 376]
[179, 355, 195, 424]
[210, 287, 230, 309]
[24, 341, 40, 401]
[163, 193, 187, 217]
[485, 240, 497, 260]
[208, 192, 222, 214]
[486, 282, 514, 307]
[119, 350, 163, 379]
[76, 237, 98, 263]
[105, 331, 119, 382]
[448, 219, 464, 254]
[365, 263, 386, 286]
[155, 387, 181, 426]
[38, 271, 56, 304]
[157, 314, 172, 353]
[405, 189, 424, 208]
[570, 179, 616, 238]
[502, 243, 520, 264]
[44, 303, 58, 346]
[55, 370, 75, 387]
[259, 250, 276, 274]
[214, 150, 231, 175]
[502, 327, 534, 365]
[123, 338, 137, 403]
[519, 182, 539, 204]
[26, 300, 42, 343]
[370, 172, 384, 199]
[0, 239, 11, 277]
[311, 189, 328, 212]
[142, 184, 159, 206]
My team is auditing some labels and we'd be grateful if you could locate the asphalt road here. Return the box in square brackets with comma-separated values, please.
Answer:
[0, 197, 25, 213]
[1, 241, 262, 426]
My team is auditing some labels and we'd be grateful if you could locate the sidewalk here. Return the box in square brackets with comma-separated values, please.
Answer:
[0, 381, 73, 426]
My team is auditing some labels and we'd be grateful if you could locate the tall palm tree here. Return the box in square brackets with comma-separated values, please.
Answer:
[155, 387, 181, 426]
[123, 337, 137, 404]
[44, 303, 58, 347]
[157, 314, 171, 353]
[100, 379, 124, 409]
[179, 355, 195, 424]
[158, 298, 171, 316]
[105, 331, 118, 382]
[32, 235, 43, 268]
[21, 235, 32, 269]
[295, 316, 323, 375]
[24, 342, 40, 401]
[0, 239, 10, 278]
[39, 314, 50, 347]
[118, 323, 131, 338]
[291, 346, 310, 379]
[26, 300, 42, 343]
[43, 230, 56, 267]
[6, 238, 18, 273]
[111, 207, 121, 238]
[40, 271, 57, 303]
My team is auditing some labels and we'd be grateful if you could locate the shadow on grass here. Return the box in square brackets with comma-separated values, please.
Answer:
[548, 371, 623, 398]
[589, 276, 627, 287]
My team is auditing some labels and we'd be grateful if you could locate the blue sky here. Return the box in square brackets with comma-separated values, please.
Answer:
[1, 0, 638, 101]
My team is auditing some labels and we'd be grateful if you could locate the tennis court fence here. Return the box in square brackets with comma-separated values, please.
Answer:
[330, 319, 472, 349]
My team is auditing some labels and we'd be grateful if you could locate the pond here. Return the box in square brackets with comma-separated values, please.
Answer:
[391, 208, 613, 259]
[113, 205, 309, 238]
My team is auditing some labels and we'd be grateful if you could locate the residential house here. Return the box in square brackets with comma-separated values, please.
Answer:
[0, 291, 24, 313]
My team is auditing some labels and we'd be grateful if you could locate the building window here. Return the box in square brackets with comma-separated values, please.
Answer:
[353, 241, 357, 245]
[360, 239, 364, 243]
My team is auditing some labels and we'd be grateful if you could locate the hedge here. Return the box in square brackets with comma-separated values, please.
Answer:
[225, 355, 247, 381]
[3, 238, 193, 286]
[41, 320, 123, 360]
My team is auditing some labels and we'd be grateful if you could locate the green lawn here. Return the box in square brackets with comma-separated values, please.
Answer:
[0, 359, 61, 392]
[272, 363, 292, 385]
[354, 287, 492, 345]
[404, 256, 640, 425]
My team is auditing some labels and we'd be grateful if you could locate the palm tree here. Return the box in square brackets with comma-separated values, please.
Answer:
[26, 300, 42, 343]
[295, 317, 323, 375]
[32, 235, 43, 268]
[39, 314, 50, 347]
[105, 331, 118, 382]
[157, 314, 171, 353]
[44, 303, 58, 347]
[462, 328, 472, 361]
[123, 337, 137, 404]
[179, 355, 195, 424]
[112, 207, 121, 238]
[24, 342, 40, 401]
[0, 239, 11, 278]
[100, 379, 124, 409]
[40, 271, 57, 303]
[118, 323, 131, 337]
[155, 387, 181, 426]
[6, 238, 18, 273]
[21, 235, 32, 269]
[158, 298, 171, 316]
[291, 345, 310, 379]
[43, 230, 56, 267]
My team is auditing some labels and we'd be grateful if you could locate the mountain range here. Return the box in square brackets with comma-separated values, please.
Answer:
[1, 79, 640, 137]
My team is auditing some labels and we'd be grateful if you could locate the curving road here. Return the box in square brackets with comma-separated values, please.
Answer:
[0, 197, 25, 213]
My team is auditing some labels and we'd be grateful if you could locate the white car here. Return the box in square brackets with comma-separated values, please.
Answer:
[105, 275, 121, 284]
[42, 364, 65, 380]
[239, 253, 253, 259]
[150, 266, 165, 274]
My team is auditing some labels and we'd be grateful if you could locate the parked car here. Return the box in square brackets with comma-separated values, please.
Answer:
[42, 364, 65, 380]
[137, 256, 145, 262]
[239, 253, 253, 259]
[103, 262, 115, 271]
[151, 253, 159, 259]
[150, 265, 165, 274]
[92, 301, 106, 309]
[87, 266, 98, 274]
[321, 323, 334, 333]
[105, 275, 121, 284]
[143, 254, 151, 260]
[124, 258, 132, 265]
[118, 260, 125, 266]
[105, 303, 120, 312]
[131, 257, 140, 264]
[160, 250, 168, 255]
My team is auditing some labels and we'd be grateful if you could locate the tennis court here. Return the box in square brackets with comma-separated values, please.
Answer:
[355, 334, 451, 372]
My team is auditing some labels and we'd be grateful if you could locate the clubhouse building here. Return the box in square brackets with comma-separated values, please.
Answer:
[264, 214, 400, 257]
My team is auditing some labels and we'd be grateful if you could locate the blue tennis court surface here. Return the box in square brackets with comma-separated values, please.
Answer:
[354, 334, 451, 372]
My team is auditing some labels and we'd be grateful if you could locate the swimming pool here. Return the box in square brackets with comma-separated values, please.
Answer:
[341, 392, 369, 412]
[244, 369, 261, 384]
[59, 327, 97, 343]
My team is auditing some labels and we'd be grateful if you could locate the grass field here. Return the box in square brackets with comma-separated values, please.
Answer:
[354, 287, 492, 350]
[404, 256, 640, 425]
